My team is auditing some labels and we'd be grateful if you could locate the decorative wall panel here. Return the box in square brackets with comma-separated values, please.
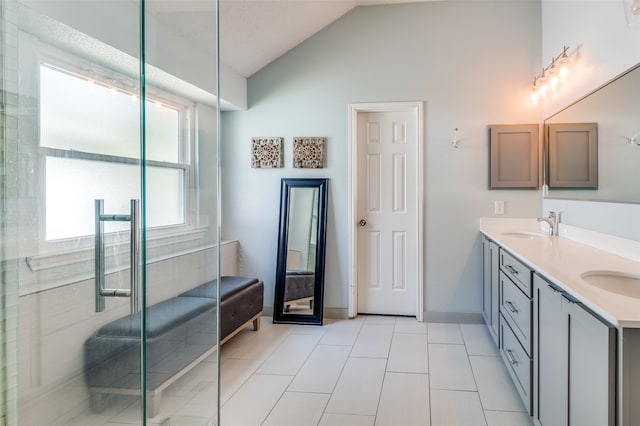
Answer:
[251, 137, 283, 168]
[293, 137, 325, 168]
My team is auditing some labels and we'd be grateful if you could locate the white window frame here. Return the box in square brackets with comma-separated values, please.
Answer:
[29, 47, 206, 266]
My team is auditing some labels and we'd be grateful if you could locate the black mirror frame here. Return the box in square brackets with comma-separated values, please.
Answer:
[273, 178, 329, 325]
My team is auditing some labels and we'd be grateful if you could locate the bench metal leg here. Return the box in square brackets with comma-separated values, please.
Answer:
[147, 390, 161, 418]
[90, 391, 106, 413]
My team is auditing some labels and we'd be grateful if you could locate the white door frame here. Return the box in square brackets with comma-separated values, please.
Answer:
[348, 101, 424, 321]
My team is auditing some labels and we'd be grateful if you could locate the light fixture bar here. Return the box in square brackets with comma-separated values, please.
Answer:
[530, 45, 571, 105]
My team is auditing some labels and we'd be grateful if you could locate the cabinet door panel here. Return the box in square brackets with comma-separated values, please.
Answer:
[489, 124, 539, 189]
[500, 316, 532, 413]
[490, 242, 500, 344]
[500, 249, 532, 296]
[565, 299, 615, 426]
[501, 272, 532, 355]
[535, 276, 568, 426]
[482, 238, 491, 325]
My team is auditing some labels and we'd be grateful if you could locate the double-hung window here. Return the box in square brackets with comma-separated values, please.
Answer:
[40, 62, 192, 242]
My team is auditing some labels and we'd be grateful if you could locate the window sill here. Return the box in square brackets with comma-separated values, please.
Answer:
[21, 230, 226, 296]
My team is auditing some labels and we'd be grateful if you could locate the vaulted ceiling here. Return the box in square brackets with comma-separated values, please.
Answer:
[150, 0, 439, 78]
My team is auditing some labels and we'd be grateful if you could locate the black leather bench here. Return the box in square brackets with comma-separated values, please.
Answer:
[84, 276, 263, 417]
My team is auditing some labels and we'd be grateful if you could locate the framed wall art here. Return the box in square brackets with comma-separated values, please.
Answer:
[293, 137, 326, 168]
[251, 137, 283, 168]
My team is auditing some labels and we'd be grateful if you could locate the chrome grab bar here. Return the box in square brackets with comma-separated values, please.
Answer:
[95, 199, 140, 313]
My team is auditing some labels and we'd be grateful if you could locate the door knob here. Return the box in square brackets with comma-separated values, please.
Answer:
[359, 219, 367, 227]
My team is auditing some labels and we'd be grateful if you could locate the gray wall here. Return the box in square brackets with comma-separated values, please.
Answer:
[222, 1, 543, 317]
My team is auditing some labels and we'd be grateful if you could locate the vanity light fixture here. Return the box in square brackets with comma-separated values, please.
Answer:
[531, 46, 571, 105]
[624, 0, 640, 27]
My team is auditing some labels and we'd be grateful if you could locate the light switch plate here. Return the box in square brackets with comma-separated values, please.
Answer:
[494, 200, 505, 215]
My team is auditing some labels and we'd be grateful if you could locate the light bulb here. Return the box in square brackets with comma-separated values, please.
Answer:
[550, 75, 559, 91]
[539, 83, 548, 98]
[559, 50, 569, 82]
[531, 89, 539, 105]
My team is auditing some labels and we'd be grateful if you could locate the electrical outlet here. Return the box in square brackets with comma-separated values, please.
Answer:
[494, 200, 505, 215]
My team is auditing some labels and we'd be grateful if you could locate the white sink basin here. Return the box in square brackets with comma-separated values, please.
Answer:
[502, 231, 547, 239]
[581, 270, 640, 298]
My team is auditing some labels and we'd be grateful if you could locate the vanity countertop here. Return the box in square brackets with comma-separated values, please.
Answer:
[480, 218, 640, 328]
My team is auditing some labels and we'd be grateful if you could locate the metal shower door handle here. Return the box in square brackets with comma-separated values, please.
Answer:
[95, 199, 140, 313]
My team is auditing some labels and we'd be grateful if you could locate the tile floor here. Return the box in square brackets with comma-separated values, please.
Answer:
[220, 315, 533, 426]
[65, 315, 534, 426]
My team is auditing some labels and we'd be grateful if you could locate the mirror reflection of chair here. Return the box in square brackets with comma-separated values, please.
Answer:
[273, 178, 329, 325]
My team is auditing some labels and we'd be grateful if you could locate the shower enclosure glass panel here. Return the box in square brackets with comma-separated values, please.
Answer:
[0, 0, 220, 424]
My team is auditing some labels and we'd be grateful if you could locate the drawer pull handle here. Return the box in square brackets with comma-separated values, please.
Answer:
[561, 293, 581, 305]
[547, 283, 565, 294]
[506, 349, 519, 366]
[505, 301, 519, 314]
[505, 265, 519, 275]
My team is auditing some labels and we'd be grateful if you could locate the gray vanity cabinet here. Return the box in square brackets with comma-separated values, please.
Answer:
[533, 276, 568, 425]
[565, 296, 615, 426]
[498, 248, 534, 414]
[533, 273, 616, 426]
[482, 237, 500, 345]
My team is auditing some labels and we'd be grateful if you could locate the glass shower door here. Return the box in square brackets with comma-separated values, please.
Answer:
[0, 0, 220, 424]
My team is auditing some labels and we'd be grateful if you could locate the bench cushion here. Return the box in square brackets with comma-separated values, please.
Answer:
[179, 276, 259, 300]
[95, 296, 216, 339]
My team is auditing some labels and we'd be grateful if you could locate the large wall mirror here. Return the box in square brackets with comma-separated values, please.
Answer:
[273, 178, 329, 325]
[544, 62, 640, 203]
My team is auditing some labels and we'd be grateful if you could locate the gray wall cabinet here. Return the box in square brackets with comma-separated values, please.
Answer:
[489, 124, 539, 189]
[546, 122, 598, 189]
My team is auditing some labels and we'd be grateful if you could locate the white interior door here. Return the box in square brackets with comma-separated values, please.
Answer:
[355, 107, 421, 316]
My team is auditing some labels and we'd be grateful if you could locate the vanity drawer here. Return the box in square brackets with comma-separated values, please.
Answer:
[500, 272, 532, 356]
[500, 249, 532, 296]
[499, 315, 532, 414]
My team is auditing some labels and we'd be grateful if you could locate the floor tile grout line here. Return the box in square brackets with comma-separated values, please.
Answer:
[318, 324, 359, 421]
[371, 346, 393, 424]
[249, 325, 306, 426]
[220, 326, 296, 408]
[427, 361, 433, 426]
[463, 327, 490, 426]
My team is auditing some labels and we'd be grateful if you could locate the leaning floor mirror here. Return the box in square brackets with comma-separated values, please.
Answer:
[273, 178, 329, 325]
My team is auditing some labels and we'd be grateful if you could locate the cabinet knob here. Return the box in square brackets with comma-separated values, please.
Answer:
[359, 219, 367, 227]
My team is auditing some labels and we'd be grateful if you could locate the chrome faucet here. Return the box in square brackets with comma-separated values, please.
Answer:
[537, 211, 559, 236]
